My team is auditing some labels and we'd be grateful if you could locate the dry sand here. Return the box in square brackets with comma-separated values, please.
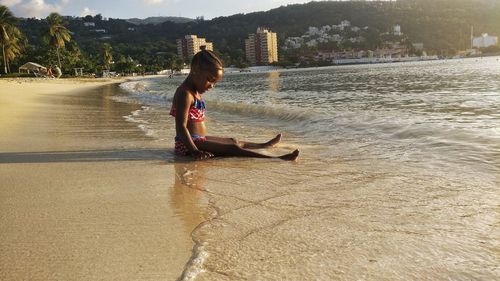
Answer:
[0, 78, 208, 280]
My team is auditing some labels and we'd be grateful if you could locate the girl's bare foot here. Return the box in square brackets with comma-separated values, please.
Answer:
[265, 133, 282, 147]
[239, 134, 282, 149]
[279, 149, 299, 161]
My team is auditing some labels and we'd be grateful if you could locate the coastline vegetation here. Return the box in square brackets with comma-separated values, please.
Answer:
[1, 0, 499, 76]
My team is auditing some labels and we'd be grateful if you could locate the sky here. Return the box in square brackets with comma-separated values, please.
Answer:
[0, 0, 317, 19]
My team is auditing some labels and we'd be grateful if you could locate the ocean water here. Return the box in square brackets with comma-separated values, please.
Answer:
[116, 57, 499, 280]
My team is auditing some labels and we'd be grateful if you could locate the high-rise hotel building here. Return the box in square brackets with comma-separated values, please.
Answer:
[245, 27, 278, 66]
[177, 35, 214, 62]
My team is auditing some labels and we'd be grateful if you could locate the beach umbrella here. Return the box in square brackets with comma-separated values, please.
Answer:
[19, 62, 46, 73]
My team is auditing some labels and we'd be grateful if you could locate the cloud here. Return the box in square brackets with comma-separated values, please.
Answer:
[80, 7, 96, 17]
[143, 0, 164, 5]
[12, 0, 68, 18]
[0, 0, 23, 6]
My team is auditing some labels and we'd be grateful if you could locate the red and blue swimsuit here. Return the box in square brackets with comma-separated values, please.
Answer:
[170, 98, 207, 155]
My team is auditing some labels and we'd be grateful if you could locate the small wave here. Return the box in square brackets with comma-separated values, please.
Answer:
[123, 108, 149, 124]
[208, 100, 313, 123]
[178, 244, 209, 281]
[123, 115, 147, 124]
[118, 81, 169, 106]
[137, 124, 156, 137]
[122, 107, 158, 138]
[119, 81, 148, 94]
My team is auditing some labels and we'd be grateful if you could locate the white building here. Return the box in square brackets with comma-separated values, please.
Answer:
[284, 37, 303, 50]
[340, 20, 351, 28]
[307, 27, 321, 36]
[349, 36, 365, 43]
[306, 40, 318, 47]
[328, 34, 342, 42]
[321, 25, 332, 33]
[473, 33, 498, 48]
[318, 37, 329, 43]
[393, 25, 402, 36]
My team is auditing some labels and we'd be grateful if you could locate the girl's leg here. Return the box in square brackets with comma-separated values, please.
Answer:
[196, 139, 299, 161]
[206, 133, 282, 149]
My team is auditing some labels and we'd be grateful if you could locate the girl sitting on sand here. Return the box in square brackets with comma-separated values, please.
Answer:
[170, 46, 299, 161]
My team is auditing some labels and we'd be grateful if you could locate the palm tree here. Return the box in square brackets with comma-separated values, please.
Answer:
[4, 25, 23, 73]
[102, 43, 113, 70]
[46, 12, 71, 69]
[0, 5, 18, 74]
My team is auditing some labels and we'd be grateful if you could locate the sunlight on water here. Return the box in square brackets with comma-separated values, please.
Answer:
[117, 57, 500, 280]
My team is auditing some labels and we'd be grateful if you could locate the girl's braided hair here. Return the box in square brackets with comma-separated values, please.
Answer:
[190, 45, 223, 73]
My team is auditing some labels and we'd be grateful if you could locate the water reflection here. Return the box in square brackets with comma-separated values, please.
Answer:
[267, 71, 281, 93]
[171, 161, 209, 231]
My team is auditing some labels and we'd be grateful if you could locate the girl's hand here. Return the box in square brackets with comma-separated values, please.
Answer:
[191, 150, 214, 160]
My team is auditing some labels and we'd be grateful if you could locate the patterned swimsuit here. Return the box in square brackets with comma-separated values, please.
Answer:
[170, 97, 207, 156]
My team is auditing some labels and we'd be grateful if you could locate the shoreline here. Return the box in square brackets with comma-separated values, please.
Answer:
[120, 61, 499, 280]
[3, 66, 497, 280]
[223, 54, 500, 73]
[0, 78, 209, 280]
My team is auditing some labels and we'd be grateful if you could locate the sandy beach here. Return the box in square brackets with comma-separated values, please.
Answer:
[0, 78, 208, 280]
[2, 65, 498, 281]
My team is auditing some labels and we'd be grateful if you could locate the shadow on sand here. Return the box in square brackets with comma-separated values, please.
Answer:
[0, 149, 175, 164]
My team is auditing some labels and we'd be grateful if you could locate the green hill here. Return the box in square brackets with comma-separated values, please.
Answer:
[9, 0, 500, 73]
[126, 16, 194, 25]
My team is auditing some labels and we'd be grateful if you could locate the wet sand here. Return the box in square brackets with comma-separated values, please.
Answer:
[0, 79, 208, 280]
[2, 76, 498, 280]
[109, 75, 498, 280]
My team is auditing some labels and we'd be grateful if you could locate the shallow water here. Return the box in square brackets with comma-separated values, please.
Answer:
[117, 57, 499, 280]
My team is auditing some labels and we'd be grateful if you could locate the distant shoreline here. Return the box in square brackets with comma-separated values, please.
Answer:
[224, 54, 500, 74]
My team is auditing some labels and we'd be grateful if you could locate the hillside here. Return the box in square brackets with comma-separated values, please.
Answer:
[10, 0, 500, 72]
[126, 16, 194, 25]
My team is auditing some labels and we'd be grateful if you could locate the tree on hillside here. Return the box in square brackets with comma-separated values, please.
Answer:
[46, 12, 71, 69]
[114, 54, 136, 74]
[10, 0, 500, 69]
[0, 5, 22, 74]
[64, 41, 84, 72]
[101, 43, 113, 70]
[168, 56, 184, 72]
